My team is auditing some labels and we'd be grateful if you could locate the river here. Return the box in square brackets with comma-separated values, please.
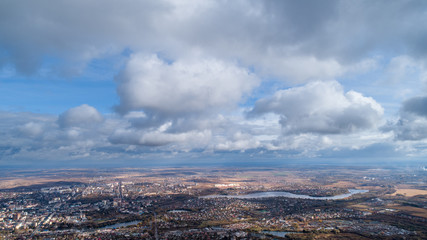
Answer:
[101, 220, 141, 229]
[200, 189, 368, 200]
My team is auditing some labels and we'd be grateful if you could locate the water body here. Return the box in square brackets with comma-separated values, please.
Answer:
[101, 220, 141, 229]
[263, 231, 294, 237]
[201, 189, 368, 200]
[168, 210, 190, 213]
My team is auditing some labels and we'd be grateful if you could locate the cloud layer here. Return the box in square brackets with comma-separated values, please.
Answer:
[1, 0, 427, 165]
[2, 0, 427, 79]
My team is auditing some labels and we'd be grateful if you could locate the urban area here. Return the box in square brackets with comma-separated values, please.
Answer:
[0, 166, 426, 239]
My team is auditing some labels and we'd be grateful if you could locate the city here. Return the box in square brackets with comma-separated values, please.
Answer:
[1, 166, 426, 239]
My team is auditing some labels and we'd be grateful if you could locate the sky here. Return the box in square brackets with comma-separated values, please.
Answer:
[1, 0, 427, 168]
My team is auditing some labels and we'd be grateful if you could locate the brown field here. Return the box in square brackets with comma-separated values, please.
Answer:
[391, 188, 427, 197]
[349, 204, 371, 211]
[326, 181, 357, 188]
[0, 177, 88, 189]
[287, 232, 372, 240]
[392, 205, 427, 218]
[0, 172, 147, 190]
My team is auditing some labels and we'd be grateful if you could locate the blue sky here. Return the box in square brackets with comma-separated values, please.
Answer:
[1, 0, 427, 167]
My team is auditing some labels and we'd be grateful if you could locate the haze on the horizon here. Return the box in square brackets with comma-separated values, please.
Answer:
[1, 0, 427, 167]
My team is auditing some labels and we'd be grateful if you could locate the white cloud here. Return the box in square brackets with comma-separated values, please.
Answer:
[109, 128, 211, 148]
[381, 56, 427, 99]
[386, 56, 422, 84]
[249, 81, 384, 134]
[18, 122, 44, 137]
[213, 131, 261, 152]
[116, 53, 259, 118]
[251, 53, 378, 82]
[58, 104, 104, 128]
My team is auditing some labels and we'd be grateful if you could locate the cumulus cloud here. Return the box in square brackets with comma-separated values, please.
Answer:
[0, 107, 397, 165]
[58, 104, 103, 128]
[249, 81, 384, 134]
[0, 110, 124, 163]
[115, 54, 259, 128]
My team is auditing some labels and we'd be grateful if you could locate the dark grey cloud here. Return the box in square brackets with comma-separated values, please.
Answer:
[0, 0, 168, 74]
[392, 117, 427, 141]
[262, 0, 339, 42]
[1, 0, 427, 79]
[402, 96, 427, 117]
[385, 96, 427, 141]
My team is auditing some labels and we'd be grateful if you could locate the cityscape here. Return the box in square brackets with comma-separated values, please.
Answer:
[1, 166, 426, 239]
